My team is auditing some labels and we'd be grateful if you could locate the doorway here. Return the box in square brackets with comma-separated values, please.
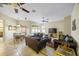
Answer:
[0, 19, 4, 43]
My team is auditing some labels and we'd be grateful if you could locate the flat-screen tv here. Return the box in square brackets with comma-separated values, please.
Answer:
[49, 28, 57, 33]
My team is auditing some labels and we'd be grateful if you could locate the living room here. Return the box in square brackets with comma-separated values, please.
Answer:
[0, 3, 79, 56]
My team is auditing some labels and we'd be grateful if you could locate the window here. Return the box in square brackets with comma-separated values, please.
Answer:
[0, 19, 3, 37]
[41, 25, 45, 33]
[31, 27, 41, 34]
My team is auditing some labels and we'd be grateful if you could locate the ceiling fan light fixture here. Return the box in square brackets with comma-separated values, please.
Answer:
[14, 8, 18, 13]
[20, 3, 25, 5]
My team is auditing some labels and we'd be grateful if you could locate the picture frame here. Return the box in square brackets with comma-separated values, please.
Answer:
[72, 19, 76, 31]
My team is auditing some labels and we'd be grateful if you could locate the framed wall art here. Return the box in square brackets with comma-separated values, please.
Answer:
[72, 19, 76, 31]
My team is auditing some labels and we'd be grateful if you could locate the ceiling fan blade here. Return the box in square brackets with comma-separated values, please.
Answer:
[0, 4, 3, 7]
[42, 20, 48, 22]
[17, 3, 29, 13]
[0, 3, 12, 7]
[21, 7, 30, 13]
[19, 3, 25, 5]
[17, 3, 25, 6]
[2, 3, 12, 5]
[17, 3, 20, 7]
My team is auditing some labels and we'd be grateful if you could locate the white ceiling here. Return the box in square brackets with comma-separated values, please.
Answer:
[0, 3, 74, 23]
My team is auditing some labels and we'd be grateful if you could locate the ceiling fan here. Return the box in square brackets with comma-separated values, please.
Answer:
[41, 17, 48, 23]
[42, 20, 48, 22]
[0, 3, 30, 13]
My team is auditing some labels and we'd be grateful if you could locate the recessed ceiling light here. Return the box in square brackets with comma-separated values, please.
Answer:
[32, 9, 36, 13]
[25, 17, 27, 20]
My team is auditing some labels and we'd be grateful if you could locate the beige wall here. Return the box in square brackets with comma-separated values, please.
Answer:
[64, 16, 71, 35]
[71, 4, 79, 55]
[44, 16, 72, 36]
[45, 20, 65, 34]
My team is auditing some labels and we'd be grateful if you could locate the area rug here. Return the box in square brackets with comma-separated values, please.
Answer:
[40, 46, 55, 56]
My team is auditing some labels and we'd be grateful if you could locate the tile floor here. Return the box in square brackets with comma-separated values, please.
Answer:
[0, 39, 55, 56]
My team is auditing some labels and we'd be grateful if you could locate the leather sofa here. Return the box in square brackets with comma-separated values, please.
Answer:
[53, 35, 78, 55]
[25, 33, 50, 53]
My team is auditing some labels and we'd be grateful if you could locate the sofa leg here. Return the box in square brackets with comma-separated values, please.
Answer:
[74, 49, 78, 56]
